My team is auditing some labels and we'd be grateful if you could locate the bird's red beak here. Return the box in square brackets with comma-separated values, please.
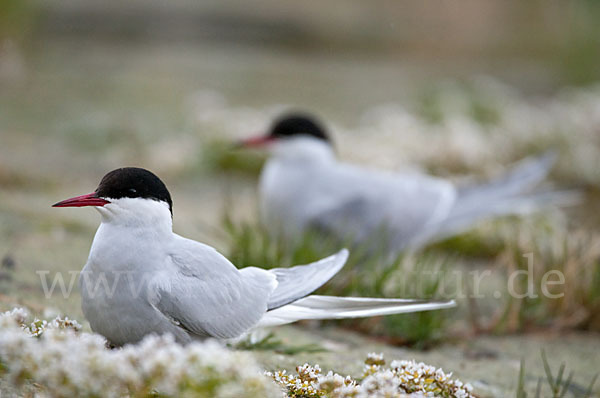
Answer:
[236, 135, 275, 148]
[52, 192, 110, 208]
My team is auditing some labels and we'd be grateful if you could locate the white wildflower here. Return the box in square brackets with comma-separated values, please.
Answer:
[0, 308, 278, 397]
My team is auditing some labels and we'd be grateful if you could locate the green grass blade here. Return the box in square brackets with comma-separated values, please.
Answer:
[541, 349, 556, 392]
[516, 358, 527, 398]
[558, 371, 573, 398]
[555, 362, 565, 387]
[584, 373, 598, 398]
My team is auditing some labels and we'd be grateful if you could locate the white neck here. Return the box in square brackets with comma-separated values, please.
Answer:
[271, 136, 335, 164]
[87, 198, 173, 272]
[96, 197, 173, 233]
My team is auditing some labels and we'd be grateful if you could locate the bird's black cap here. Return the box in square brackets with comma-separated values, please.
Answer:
[268, 113, 330, 143]
[96, 167, 173, 214]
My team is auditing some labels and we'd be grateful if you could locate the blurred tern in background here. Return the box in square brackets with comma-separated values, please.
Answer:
[53, 167, 455, 346]
[240, 113, 580, 258]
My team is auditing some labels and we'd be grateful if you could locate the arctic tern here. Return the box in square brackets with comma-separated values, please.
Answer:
[53, 167, 455, 346]
[241, 113, 579, 257]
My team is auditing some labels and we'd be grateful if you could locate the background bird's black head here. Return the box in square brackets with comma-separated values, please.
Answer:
[268, 113, 330, 143]
[96, 167, 173, 214]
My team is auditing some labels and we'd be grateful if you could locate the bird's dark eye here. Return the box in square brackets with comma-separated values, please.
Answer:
[129, 188, 137, 193]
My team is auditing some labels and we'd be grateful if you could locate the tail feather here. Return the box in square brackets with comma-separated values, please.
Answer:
[265, 249, 349, 310]
[418, 152, 581, 244]
[430, 189, 582, 242]
[257, 295, 456, 328]
[456, 151, 557, 206]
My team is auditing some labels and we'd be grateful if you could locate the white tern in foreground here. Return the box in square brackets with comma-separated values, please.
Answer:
[53, 167, 455, 346]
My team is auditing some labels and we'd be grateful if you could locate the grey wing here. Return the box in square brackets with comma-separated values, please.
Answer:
[309, 196, 383, 244]
[307, 165, 457, 250]
[151, 238, 277, 339]
[260, 249, 349, 310]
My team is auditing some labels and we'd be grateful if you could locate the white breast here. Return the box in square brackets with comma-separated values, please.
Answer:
[79, 208, 190, 345]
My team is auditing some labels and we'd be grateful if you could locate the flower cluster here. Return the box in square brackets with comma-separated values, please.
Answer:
[269, 353, 475, 398]
[388, 359, 473, 397]
[267, 363, 357, 398]
[0, 309, 279, 397]
[1, 309, 475, 397]
[1, 307, 82, 337]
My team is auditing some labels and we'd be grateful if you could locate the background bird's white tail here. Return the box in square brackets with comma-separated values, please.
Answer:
[419, 152, 581, 244]
[456, 151, 558, 201]
[257, 295, 456, 328]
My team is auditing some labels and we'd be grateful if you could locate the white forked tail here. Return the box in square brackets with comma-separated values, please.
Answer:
[257, 295, 456, 328]
[417, 152, 581, 246]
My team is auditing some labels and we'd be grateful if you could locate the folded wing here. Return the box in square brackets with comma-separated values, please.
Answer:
[152, 237, 277, 339]
[307, 165, 456, 251]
